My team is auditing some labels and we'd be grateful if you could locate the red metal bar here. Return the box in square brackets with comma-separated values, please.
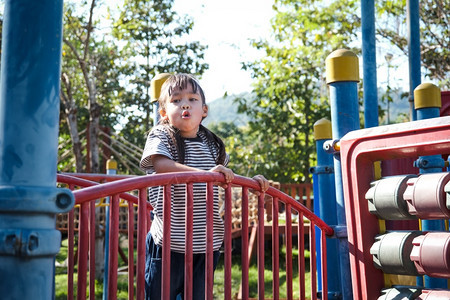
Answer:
[298, 211, 306, 300]
[68, 184, 75, 300]
[224, 185, 232, 300]
[272, 197, 280, 300]
[162, 185, 171, 300]
[285, 204, 293, 300]
[257, 193, 265, 300]
[108, 194, 120, 299]
[339, 117, 450, 299]
[241, 187, 249, 300]
[310, 221, 317, 300]
[206, 182, 214, 300]
[136, 188, 147, 300]
[89, 201, 96, 300]
[321, 232, 328, 300]
[77, 203, 89, 300]
[184, 183, 194, 300]
[128, 202, 134, 300]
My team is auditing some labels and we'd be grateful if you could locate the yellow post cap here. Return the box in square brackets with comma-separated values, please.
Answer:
[414, 83, 441, 109]
[150, 73, 171, 103]
[326, 49, 360, 84]
[314, 118, 332, 140]
[106, 157, 117, 170]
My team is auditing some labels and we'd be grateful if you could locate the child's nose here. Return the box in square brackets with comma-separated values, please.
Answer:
[181, 101, 190, 109]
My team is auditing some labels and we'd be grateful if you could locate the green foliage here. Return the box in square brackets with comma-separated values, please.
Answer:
[376, 0, 449, 88]
[234, 0, 360, 183]
[111, 0, 209, 148]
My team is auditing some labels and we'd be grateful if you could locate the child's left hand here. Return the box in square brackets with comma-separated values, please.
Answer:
[251, 174, 269, 196]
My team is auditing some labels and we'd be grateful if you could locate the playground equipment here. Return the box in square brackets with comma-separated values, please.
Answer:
[57, 171, 332, 300]
[0, 0, 449, 299]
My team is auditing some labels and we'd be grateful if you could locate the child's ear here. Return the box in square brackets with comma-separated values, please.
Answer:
[202, 105, 208, 118]
[159, 109, 168, 120]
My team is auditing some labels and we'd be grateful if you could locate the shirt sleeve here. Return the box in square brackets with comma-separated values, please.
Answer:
[140, 126, 175, 172]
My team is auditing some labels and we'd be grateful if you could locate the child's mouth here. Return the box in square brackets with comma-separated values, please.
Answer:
[182, 111, 190, 118]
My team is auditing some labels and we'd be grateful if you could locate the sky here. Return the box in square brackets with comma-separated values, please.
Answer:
[173, 0, 275, 102]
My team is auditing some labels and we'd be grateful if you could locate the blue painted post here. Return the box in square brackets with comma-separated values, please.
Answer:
[103, 158, 117, 300]
[360, 0, 379, 128]
[311, 118, 341, 300]
[326, 49, 360, 300]
[0, 0, 74, 298]
[150, 73, 171, 125]
[312, 172, 322, 292]
[407, 0, 420, 121]
[413, 83, 447, 289]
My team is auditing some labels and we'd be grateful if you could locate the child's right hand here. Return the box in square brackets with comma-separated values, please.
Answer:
[210, 165, 234, 188]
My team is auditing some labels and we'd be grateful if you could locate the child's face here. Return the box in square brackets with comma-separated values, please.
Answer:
[160, 83, 208, 138]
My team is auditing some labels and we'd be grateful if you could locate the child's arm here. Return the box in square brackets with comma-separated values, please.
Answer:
[152, 154, 234, 184]
[251, 174, 270, 195]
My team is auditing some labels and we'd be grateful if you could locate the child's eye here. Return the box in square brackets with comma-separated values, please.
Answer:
[189, 98, 198, 102]
[171, 99, 180, 103]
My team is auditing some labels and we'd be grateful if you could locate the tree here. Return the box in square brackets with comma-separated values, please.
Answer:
[235, 0, 360, 183]
[376, 0, 449, 89]
[60, 0, 122, 173]
[111, 0, 209, 150]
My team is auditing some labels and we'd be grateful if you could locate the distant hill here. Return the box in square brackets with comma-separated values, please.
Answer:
[203, 92, 252, 127]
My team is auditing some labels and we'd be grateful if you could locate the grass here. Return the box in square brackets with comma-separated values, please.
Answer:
[55, 238, 312, 299]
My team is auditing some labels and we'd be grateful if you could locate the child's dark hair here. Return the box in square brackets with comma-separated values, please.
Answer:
[158, 74, 227, 165]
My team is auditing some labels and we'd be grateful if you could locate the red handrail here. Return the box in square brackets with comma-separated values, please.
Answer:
[58, 172, 333, 300]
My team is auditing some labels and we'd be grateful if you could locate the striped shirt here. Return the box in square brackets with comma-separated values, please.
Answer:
[140, 125, 227, 253]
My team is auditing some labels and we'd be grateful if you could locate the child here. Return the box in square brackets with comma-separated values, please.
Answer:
[140, 73, 268, 299]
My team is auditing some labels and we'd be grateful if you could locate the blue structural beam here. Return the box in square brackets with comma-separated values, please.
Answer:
[407, 0, 420, 121]
[311, 118, 341, 300]
[361, 0, 379, 128]
[325, 49, 360, 300]
[413, 83, 447, 289]
[0, 1, 74, 298]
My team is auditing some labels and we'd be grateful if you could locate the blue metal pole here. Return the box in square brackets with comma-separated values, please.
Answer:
[407, 0, 420, 121]
[361, 0, 379, 128]
[103, 158, 117, 300]
[311, 118, 341, 300]
[312, 172, 322, 292]
[413, 83, 447, 288]
[0, 0, 74, 298]
[326, 49, 360, 300]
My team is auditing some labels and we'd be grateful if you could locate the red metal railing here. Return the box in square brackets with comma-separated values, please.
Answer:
[57, 172, 333, 300]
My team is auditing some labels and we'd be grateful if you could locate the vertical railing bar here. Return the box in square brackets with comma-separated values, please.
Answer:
[310, 220, 317, 300]
[184, 183, 194, 300]
[89, 200, 96, 300]
[224, 185, 233, 300]
[272, 197, 280, 300]
[206, 182, 215, 300]
[306, 185, 312, 211]
[128, 201, 135, 300]
[321, 231, 328, 300]
[241, 187, 249, 300]
[298, 211, 305, 300]
[108, 194, 120, 299]
[77, 202, 89, 300]
[257, 192, 265, 300]
[285, 204, 293, 300]
[162, 184, 172, 300]
[136, 188, 147, 300]
[68, 184, 75, 300]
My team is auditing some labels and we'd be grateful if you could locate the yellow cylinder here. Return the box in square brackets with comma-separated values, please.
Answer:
[414, 83, 441, 109]
[314, 118, 332, 140]
[106, 157, 117, 170]
[150, 73, 171, 103]
[326, 49, 360, 84]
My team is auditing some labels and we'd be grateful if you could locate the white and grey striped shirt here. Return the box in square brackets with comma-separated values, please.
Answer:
[140, 125, 227, 253]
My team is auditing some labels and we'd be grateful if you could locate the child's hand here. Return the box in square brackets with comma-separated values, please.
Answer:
[210, 165, 234, 188]
[251, 174, 269, 196]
